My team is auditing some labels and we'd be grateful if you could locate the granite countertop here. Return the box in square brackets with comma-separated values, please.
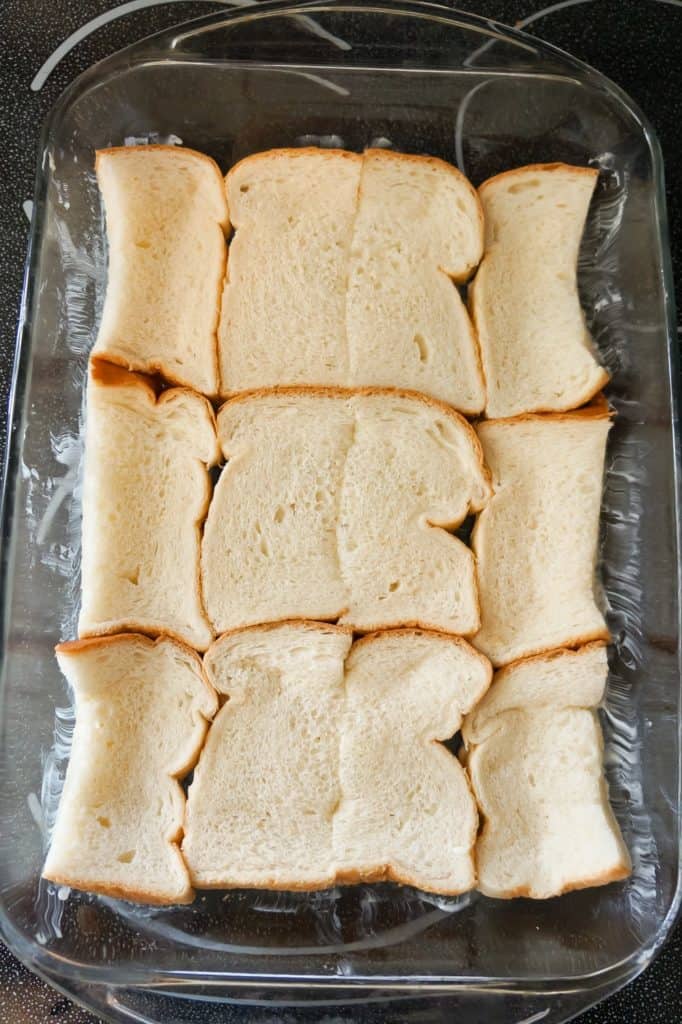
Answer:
[0, 1, 680, 1021]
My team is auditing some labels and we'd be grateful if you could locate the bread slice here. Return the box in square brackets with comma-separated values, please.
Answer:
[183, 621, 351, 889]
[472, 407, 610, 666]
[92, 145, 229, 396]
[219, 148, 361, 394]
[183, 622, 491, 893]
[462, 644, 630, 899]
[201, 388, 491, 636]
[218, 148, 484, 411]
[43, 634, 217, 904]
[345, 149, 485, 411]
[334, 629, 491, 893]
[79, 362, 219, 651]
[471, 163, 608, 418]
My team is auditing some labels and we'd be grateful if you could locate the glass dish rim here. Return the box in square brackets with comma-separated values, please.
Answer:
[1, 0, 680, 999]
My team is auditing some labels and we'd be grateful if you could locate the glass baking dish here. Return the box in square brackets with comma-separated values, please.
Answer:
[0, 2, 679, 1021]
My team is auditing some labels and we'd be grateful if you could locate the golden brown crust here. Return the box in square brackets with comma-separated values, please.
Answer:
[225, 146, 362, 187]
[91, 349, 220, 402]
[477, 388, 612, 427]
[217, 384, 491, 493]
[476, 861, 630, 901]
[478, 161, 599, 199]
[88, 358, 218, 448]
[95, 144, 228, 226]
[42, 868, 195, 906]
[76, 616, 215, 654]
[492, 640, 609, 681]
[472, 626, 612, 670]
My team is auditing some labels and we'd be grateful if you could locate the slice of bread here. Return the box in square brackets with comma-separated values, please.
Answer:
[219, 148, 484, 411]
[462, 644, 630, 899]
[201, 388, 491, 636]
[345, 149, 485, 411]
[472, 408, 610, 666]
[93, 145, 228, 396]
[219, 148, 361, 394]
[43, 634, 217, 905]
[471, 163, 608, 418]
[79, 362, 219, 651]
[183, 622, 491, 893]
[334, 629, 491, 894]
[183, 621, 351, 890]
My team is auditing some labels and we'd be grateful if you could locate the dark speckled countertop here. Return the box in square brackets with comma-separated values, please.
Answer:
[0, 1, 681, 1021]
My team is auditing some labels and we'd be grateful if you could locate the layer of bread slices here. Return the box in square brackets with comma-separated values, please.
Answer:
[472, 407, 610, 666]
[462, 644, 630, 899]
[43, 634, 217, 904]
[183, 621, 491, 893]
[78, 362, 219, 651]
[334, 629, 491, 893]
[201, 388, 491, 636]
[471, 163, 608, 417]
[218, 148, 484, 410]
[93, 145, 228, 396]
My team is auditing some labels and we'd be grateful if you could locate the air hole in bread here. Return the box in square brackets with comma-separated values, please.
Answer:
[135, 240, 151, 249]
[413, 333, 429, 364]
[240, 184, 250, 193]
[96, 816, 111, 829]
[273, 506, 285, 523]
[122, 566, 140, 586]
[117, 850, 136, 864]
[388, 581, 401, 592]
[507, 178, 540, 193]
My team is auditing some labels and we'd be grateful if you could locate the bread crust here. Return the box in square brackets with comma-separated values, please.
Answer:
[478, 161, 599, 199]
[477, 394, 612, 431]
[41, 868, 195, 905]
[89, 357, 219, 429]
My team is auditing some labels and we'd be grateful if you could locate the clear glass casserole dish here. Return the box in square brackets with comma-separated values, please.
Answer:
[0, 2, 679, 1021]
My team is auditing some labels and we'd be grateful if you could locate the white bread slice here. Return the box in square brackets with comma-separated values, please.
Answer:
[201, 388, 491, 636]
[183, 622, 491, 893]
[345, 149, 484, 411]
[43, 634, 217, 905]
[462, 644, 630, 899]
[334, 630, 491, 893]
[472, 407, 610, 666]
[79, 363, 219, 651]
[219, 148, 361, 393]
[218, 148, 484, 411]
[337, 391, 490, 633]
[183, 622, 351, 889]
[93, 145, 228, 396]
[471, 163, 608, 418]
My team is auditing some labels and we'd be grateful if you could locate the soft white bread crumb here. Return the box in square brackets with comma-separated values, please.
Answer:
[93, 145, 228, 396]
[220, 149, 361, 393]
[462, 644, 630, 899]
[218, 148, 484, 410]
[78, 363, 219, 651]
[471, 163, 608, 418]
[334, 630, 491, 893]
[183, 622, 491, 893]
[201, 388, 491, 636]
[183, 622, 351, 889]
[345, 150, 485, 411]
[43, 634, 217, 904]
[472, 408, 610, 666]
